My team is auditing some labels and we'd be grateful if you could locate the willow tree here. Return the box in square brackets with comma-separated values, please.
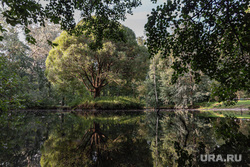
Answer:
[46, 25, 147, 98]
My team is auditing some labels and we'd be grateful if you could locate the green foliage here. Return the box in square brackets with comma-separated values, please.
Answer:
[0, 56, 22, 111]
[0, 20, 66, 109]
[145, 54, 211, 108]
[145, 0, 250, 103]
[145, 78, 161, 108]
[1, 14, 147, 109]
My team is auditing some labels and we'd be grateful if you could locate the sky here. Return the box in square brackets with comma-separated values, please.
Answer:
[120, 0, 165, 37]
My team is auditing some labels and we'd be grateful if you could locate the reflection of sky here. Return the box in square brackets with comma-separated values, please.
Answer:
[120, 0, 166, 37]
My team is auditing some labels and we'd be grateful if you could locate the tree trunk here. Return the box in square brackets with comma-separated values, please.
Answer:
[94, 88, 101, 98]
[153, 57, 158, 109]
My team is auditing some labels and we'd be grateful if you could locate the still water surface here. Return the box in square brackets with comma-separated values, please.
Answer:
[0, 110, 249, 166]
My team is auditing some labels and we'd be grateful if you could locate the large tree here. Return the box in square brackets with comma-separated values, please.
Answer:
[145, 0, 250, 104]
[46, 25, 148, 98]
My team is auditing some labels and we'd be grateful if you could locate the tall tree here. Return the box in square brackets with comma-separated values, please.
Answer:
[145, 0, 250, 104]
[46, 24, 148, 98]
[145, 53, 211, 108]
[28, 23, 61, 93]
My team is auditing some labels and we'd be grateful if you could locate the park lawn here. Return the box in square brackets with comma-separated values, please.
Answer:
[158, 100, 250, 110]
[197, 100, 250, 109]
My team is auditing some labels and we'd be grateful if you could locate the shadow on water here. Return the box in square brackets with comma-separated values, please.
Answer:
[0, 110, 249, 166]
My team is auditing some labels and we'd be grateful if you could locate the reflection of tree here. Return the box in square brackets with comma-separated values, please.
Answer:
[41, 114, 153, 167]
[0, 111, 58, 166]
[147, 111, 250, 167]
[146, 110, 215, 167]
[144, 111, 163, 167]
[80, 122, 107, 149]
[77, 122, 108, 166]
[198, 116, 250, 167]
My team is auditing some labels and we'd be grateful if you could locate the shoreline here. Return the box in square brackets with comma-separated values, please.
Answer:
[11, 107, 250, 112]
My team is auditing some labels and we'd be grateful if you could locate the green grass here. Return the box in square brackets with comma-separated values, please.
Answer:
[158, 100, 250, 109]
[197, 100, 250, 109]
[74, 96, 144, 110]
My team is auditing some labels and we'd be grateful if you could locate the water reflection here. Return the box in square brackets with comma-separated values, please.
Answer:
[144, 110, 250, 167]
[0, 110, 249, 166]
[0, 111, 58, 166]
[40, 112, 152, 167]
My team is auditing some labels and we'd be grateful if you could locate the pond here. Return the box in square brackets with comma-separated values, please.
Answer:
[0, 110, 249, 167]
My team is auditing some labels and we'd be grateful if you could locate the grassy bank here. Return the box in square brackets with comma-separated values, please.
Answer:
[158, 100, 250, 110]
[72, 96, 144, 110]
[197, 100, 250, 110]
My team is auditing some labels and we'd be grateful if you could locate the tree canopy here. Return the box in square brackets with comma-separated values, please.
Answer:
[0, 0, 141, 47]
[145, 0, 250, 103]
